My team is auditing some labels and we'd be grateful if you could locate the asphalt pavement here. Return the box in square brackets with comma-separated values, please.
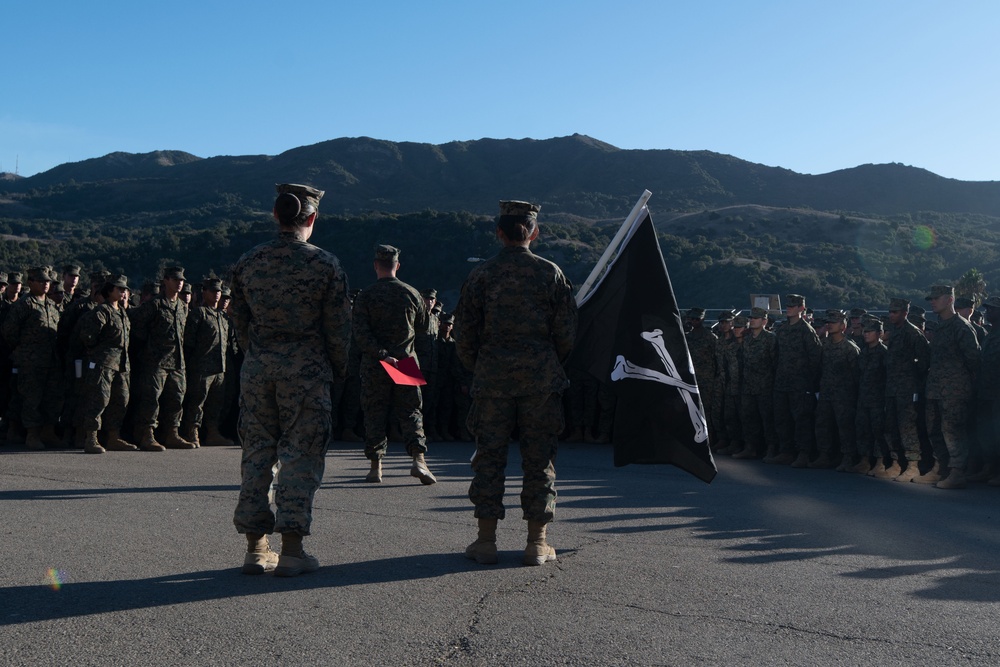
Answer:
[2, 439, 1000, 666]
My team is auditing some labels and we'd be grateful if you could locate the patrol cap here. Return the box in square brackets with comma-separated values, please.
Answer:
[925, 285, 953, 301]
[785, 294, 806, 307]
[50, 281, 64, 294]
[421, 288, 437, 300]
[849, 307, 868, 318]
[90, 271, 110, 285]
[275, 183, 324, 208]
[749, 306, 769, 319]
[8, 272, 23, 284]
[220, 286, 232, 298]
[0, 274, 7, 286]
[202, 277, 223, 291]
[716, 309, 736, 322]
[954, 296, 975, 309]
[62, 264, 81, 277]
[499, 200, 540, 221]
[686, 307, 707, 320]
[106, 274, 129, 290]
[863, 318, 883, 333]
[181, 282, 193, 295]
[908, 310, 926, 324]
[825, 309, 847, 323]
[27, 266, 51, 282]
[440, 312, 455, 325]
[375, 244, 400, 262]
[733, 315, 748, 328]
[888, 297, 910, 311]
[982, 296, 1000, 310]
[162, 266, 186, 281]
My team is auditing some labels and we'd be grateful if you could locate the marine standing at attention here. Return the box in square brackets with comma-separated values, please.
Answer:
[351, 244, 437, 485]
[454, 200, 578, 566]
[230, 183, 352, 577]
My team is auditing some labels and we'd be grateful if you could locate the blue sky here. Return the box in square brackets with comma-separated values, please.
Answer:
[5, 1, 998, 181]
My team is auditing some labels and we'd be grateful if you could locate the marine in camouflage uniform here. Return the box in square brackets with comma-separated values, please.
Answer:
[434, 312, 459, 440]
[721, 314, 750, 457]
[974, 297, 1000, 485]
[921, 285, 981, 489]
[710, 310, 736, 453]
[811, 310, 860, 470]
[231, 183, 351, 577]
[352, 244, 436, 484]
[882, 298, 930, 481]
[685, 307, 719, 448]
[129, 266, 194, 451]
[181, 277, 231, 447]
[76, 275, 137, 453]
[418, 288, 442, 440]
[1, 267, 62, 450]
[454, 200, 578, 567]
[854, 318, 889, 475]
[741, 307, 778, 461]
[0, 273, 20, 443]
[773, 294, 823, 467]
[60, 272, 109, 447]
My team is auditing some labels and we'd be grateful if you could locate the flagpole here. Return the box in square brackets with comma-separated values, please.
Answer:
[575, 189, 652, 304]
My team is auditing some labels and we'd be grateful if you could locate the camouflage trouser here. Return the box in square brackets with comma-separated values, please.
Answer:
[339, 375, 362, 432]
[723, 394, 743, 450]
[468, 392, 562, 522]
[926, 398, 971, 470]
[15, 364, 62, 429]
[773, 390, 816, 454]
[137, 367, 185, 430]
[815, 399, 857, 456]
[233, 375, 332, 536]
[421, 371, 439, 434]
[566, 370, 599, 434]
[976, 400, 999, 465]
[360, 363, 426, 459]
[710, 382, 727, 446]
[181, 372, 225, 431]
[78, 366, 129, 432]
[855, 403, 888, 459]
[740, 393, 775, 454]
[885, 395, 921, 462]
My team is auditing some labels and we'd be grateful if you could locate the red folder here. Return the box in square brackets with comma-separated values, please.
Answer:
[380, 356, 427, 386]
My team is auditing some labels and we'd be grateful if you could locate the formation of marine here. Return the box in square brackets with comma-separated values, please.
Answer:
[683, 291, 998, 490]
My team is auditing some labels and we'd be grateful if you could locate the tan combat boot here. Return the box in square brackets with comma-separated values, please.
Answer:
[139, 427, 166, 452]
[967, 463, 997, 483]
[848, 457, 872, 474]
[874, 461, 901, 479]
[203, 423, 234, 447]
[41, 424, 62, 447]
[894, 462, 921, 482]
[25, 426, 45, 451]
[523, 520, 557, 566]
[161, 425, 196, 449]
[913, 462, 942, 484]
[105, 428, 138, 452]
[935, 467, 967, 490]
[273, 533, 320, 577]
[790, 451, 811, 468]
[834, 454, 854, 472]
[465, 518, 499, 564]
[410, 452, 437, 485]
[180, 423, 201, 448]
[365, 458, 383, 483]
[6, 419, 26, 446]
[82, 429, 106, 454]
[241, 533, 278, 575]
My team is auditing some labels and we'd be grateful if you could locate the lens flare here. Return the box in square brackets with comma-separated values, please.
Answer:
[46, 568, 67, 591]
[913, 225, 935, 250]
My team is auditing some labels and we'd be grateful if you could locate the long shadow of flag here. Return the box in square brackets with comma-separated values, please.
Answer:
[569, 202, 717, 483]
